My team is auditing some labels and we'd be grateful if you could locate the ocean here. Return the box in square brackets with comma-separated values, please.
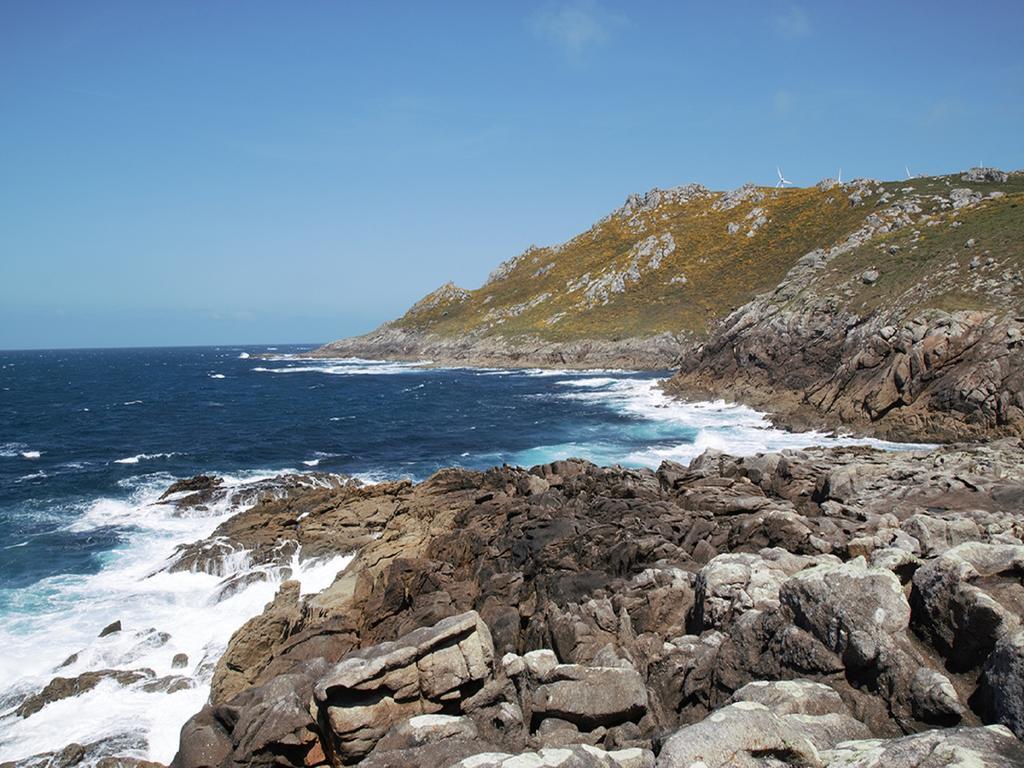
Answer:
[0, 345, 917, 763]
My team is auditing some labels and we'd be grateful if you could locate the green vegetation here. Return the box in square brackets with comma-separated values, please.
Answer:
[387, 172, 1024, 342]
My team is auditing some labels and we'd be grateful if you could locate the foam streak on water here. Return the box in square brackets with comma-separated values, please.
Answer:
[0, 473, 352, 764]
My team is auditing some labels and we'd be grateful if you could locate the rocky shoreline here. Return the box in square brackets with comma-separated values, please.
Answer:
[9, 439, 1024, 767]
[309, 328, 687, 371]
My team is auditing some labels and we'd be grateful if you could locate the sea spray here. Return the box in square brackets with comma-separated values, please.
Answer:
[0, 472, 352, 764]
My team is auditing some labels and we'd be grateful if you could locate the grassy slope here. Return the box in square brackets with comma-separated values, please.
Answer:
[382, 172, 1024, 343]
[795, 178, 1024, 318]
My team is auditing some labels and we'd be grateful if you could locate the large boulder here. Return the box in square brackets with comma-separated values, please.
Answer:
[978, 629, 1024, 738]
[911, 543, 1024, 671]
[530, 664, 648, 730]
[779, 557, 910, 668]
[692, 549, 836, 631]
[171, 660, 328, 768]
[211, 581, 304, 704]
[312, 611, 496, 764]
[656, 701, 822, 768]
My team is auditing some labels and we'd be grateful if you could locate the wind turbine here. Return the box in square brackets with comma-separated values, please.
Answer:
[776, 167, 793, 188]
[837, 168, 842, 184]
[905, 165, 912, 179]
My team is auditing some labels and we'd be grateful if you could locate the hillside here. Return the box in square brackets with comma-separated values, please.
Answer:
[665, 169, 1024, 441]
[317, 168, 1024, 440]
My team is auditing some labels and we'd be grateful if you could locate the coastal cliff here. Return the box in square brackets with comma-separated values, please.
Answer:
[318, 169, 1024, 442]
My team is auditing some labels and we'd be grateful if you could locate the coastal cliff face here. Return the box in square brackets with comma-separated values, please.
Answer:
[318, 169, 1024, 442]
[665, 173, 1024, 442]
[141, 441, 1024, 766]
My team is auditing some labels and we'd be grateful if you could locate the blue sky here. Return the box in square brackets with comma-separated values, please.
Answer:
[2, 1, 1022, 349]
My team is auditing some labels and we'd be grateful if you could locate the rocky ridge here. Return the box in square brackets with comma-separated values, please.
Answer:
[10, 438, 1024, 767]
[317, 168, 1024, 441]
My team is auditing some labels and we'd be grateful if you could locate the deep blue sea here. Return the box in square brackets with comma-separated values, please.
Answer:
[0, 345, 914, 762]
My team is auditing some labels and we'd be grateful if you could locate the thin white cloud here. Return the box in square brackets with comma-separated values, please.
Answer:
[529, 1, 623, 60]
[773, 5, 811, 39]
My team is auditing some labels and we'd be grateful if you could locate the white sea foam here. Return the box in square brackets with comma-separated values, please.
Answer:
[122, 401, 143, 406]
[252, 358, 427, 376]
[0, 473, 353, 765]
[237, 353, 250, 359]
[208, 373, 226, 379]
[113, 453, 180, 465]
[553, 377, 924, 467]
[302, 459, 320, 467]
[20, 450, 41, 460]
[0, 443, 29, 458]
[555, 377, 620, 388]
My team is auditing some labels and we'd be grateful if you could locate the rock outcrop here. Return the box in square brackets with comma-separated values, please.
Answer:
[148, 439, 1024, 768]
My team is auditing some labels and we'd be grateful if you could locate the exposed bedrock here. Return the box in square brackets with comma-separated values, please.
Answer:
[666, 299, 1024, 443]
[150, 439, 1024, 767]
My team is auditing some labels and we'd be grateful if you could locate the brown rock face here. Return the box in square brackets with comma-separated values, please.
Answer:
[666, 296, 1023, 443]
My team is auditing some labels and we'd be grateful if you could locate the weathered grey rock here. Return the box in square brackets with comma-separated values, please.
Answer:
[693, 550, 835, 630]
[978, 629, 1024, 738]
[656, 701, 821, 768]
[962, 167, 1009, 183]
[449, 745, 654, 768]
[729, 679, 850, 717]
[782, 712, 872, 751]
[911, 543, 1024, 670]
[909, 668, 964, 724]
[373, 714, 478, 752]
[313, 611, 495, 763]
[820, 724, 1024, 767]
[901, 514, 980, 557]
[779, 557, 910, 664]
[530, 663, 648, 729]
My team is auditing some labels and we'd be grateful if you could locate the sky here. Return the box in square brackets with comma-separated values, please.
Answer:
[1, 1, 1022, 349]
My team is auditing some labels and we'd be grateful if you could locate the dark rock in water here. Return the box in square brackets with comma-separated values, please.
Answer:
[1, 736, 155, 768]
[171, 653, 189, 670]
[15, 669, 154, 718]
[159, 475, 223, 500]
[58, 652, 79, 669]
[100, 620, 122, 637]
[165, 473, 381, 575]
[141, 675, 194, 694]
